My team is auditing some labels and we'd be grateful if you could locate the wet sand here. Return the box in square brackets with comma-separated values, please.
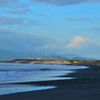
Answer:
[0, 65, 100, 100]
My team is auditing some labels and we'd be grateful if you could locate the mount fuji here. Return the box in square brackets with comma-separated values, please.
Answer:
[50, 36, 100, 59]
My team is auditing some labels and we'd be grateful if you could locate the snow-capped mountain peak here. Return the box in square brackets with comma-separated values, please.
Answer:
[70, 36, 88, 43]
[50, 36, 100, 59]
[57, 36, 96, 49]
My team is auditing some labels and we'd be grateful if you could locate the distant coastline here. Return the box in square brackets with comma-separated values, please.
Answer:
[1, 59, 100, 67]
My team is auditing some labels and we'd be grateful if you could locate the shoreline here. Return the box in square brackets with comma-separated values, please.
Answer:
[1, 59, 100, 65]
[1, 60, 100, 69]
[0, 64, 100, 100]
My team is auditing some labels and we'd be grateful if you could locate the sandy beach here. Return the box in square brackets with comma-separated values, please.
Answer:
[0, 65, 100, 100]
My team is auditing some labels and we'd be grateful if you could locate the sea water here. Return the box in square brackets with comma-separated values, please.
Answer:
[0, 63, 88, 95]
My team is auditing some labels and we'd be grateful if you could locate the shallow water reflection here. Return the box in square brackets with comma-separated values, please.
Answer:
[0, 63, 89, 95]
[0, 84, 57, 95]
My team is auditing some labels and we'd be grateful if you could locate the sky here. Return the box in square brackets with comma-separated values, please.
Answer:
[0, 0, 100, 52]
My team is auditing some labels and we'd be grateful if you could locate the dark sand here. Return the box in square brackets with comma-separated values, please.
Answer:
[0, 65, 100, 100]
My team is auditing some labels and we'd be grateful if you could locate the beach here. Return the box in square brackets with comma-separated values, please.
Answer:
[0, 64, 100, 100]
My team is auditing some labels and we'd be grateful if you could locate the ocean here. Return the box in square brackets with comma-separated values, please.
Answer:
[0, 63, 88, 95]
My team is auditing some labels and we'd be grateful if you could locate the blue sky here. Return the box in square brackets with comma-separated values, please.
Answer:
[0, 0, 100, 52]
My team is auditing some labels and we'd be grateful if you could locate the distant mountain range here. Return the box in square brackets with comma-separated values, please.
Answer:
[0, 50, 97, 61]
[32, 55, 97, 61]
[0, 36, 99, 60]
[33, 56, 68, 60]
[0, 50, 34, 58]
[50, 36, 100, 59]
[0, 50, 20, 58]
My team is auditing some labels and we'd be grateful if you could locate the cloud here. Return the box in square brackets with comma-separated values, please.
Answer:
[0, 31, 54, 52]
[1, 0, 100, 8]
[92, 27, 100, 30]
[66, 18, 89, 21]
[0, 0, 28, 8]
[0, 16, 40, 26]
[31, 0, 100, 6]
[27, 20, 42, 25]
[93, 22, 100, 24]
[5, 9, 32, 15]
[0, 16, 25, 25]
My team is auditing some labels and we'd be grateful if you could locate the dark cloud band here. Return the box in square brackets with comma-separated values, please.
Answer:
[31, 0, 100, 6]
[66, 18, 89, 21]
[0, 0, 28, 8]
[0, 16, 39, 25]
